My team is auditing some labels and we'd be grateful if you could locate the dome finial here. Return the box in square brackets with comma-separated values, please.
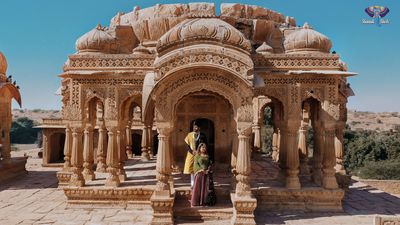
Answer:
[303, 22, 311, 29]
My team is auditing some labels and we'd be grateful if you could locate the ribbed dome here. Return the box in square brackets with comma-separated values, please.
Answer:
[76, 24, 115, 53]
[284, 23, 332, 54]
[0, 51, 7, 75]
[157, 18, 252, 53]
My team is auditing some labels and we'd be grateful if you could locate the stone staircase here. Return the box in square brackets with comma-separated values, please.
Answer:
[173, 186, 234, 223]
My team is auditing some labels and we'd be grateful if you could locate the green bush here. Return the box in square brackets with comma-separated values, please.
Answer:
[357, 160, 400, 180]
[10, 117, 39, 144]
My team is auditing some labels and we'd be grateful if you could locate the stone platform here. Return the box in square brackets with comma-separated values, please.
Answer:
[0, 157, 27, 182]
[1, 151, 400, 225]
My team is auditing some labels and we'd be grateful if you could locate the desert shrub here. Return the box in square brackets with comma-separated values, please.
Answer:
[357, 160, 400, 180]
[32, 109, 41, 113]
[344, 128, 400, 179]
[10, 117, 39, 144]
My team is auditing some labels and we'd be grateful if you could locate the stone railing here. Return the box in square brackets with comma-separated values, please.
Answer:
[42, 118, 64, 126]
[64, 54, 155, 71]
[252, 53, 341, 71]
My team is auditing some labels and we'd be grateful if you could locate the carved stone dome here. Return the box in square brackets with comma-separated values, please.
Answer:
[0, 51, 7, 75]
[76, 25, 115, 53]
[157, 18, 252, 53]
[284, 23, 332, 54]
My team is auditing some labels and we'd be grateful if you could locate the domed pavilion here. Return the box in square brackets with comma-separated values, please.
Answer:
[40, 3, 356, 224]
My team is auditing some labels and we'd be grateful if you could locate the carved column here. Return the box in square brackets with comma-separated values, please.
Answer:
[42, 130, 50, 164]
[282, 124, 301, 189]
[252, 124, 261, 152]
[231, 125, 256, 225]
[298, 114, 310, 176]
[335, 122, 346, 174]
[125, 122, 133, 158]
[141, 126, 150, 161]
[105, 126, 120, 187]
[147, 125, 153, 158]
[150, 126, 174, 225]
[82, 125, 95, 181]
[312, 123, 324, 186]
[322, 124, 339, 189]
[69, 127, 85, 187]
[235, 127, 252, 197]
[96, 125, 107, 172]
[117, 129, 127, 182]
[271, 127, 280, 162]
[63, 126, 72, 170]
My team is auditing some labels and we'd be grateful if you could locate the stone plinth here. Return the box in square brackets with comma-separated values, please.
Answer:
[150, 194, 175, 225]
[0, 157, 27, 182]
[231, 194, 257, 225]
[56, 171, 72, 187]
[253, 187, 344, 212]
[63, 186, 153, 206]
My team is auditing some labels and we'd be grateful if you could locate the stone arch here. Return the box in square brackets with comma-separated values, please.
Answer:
[83, 96, 104, 125]
[153, 44, 254, 84]
[147, 67, 253, 124]
[119, 94, 142, 123]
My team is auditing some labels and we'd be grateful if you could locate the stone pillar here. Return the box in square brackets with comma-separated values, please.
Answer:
[42, 130, 50, 165]
[147, 125, 153, 158]
[271, 127, 280, 162]
[82, 125, 95, 181]
[150, 126, 174, 225]
[63, 126, 72, 170]
[335, 123, 346, 174]
[312, 124, 324, 186]
[298, 119, 310, 176]
[232, 126, 256, 225]
[322, 125, 339, 189]
[235, 128, 252, 197]
[105, 126, 120, 187]
[282, 125, 301, 189]
[69, 127, 85, 187]
[96, 125, 107, 172]
[117, 129, 127, 182]
[231, 132, 239, 172]
[125, 122, 133, 158]
[141, 126, 150, 161]
[252, 124, 261, 152]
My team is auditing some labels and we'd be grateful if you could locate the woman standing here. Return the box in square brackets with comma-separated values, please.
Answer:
[191, 143, 215, 207]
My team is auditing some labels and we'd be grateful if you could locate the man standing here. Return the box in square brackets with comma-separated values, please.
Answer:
[183, 120, 207, 187]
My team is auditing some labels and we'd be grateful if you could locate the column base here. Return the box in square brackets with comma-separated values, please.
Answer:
[231, 194, 257, 225]
[286, 174, 301, 189]
[141, 151, 150, 161]
[96, 160, 107, 172]
[150, 193, 175, 225]
[322, 174, 339, 189]
[82, 168, 95, 181]
[126, 149, 133, 159]
[57, 171, 72, 187]
[69, 168, 85, 187]
[105, 168, 120, 187]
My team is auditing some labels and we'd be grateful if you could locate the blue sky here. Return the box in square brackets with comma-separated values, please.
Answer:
[0, 0, 399, 112]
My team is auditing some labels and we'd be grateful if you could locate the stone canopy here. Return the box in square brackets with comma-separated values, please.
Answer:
[51, 2, 357, 225]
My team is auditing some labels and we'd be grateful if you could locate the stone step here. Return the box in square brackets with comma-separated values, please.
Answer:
[173, 186, 234, 221]
[173, 197, 234, 221]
